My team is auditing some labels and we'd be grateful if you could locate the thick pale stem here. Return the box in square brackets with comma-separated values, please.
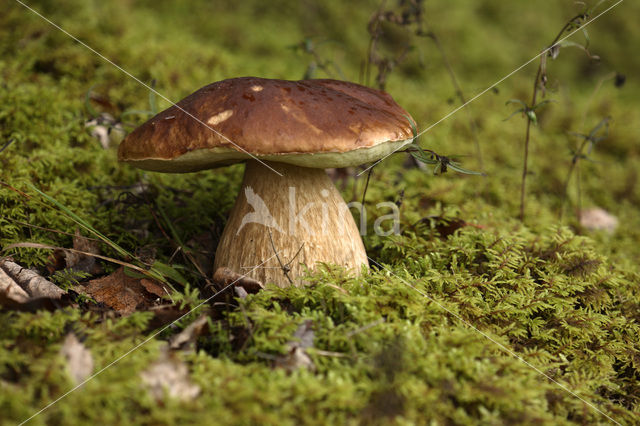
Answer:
[214, 160, 369, 287]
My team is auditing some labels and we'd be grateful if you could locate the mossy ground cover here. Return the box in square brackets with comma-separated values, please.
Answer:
[1, 0, 639, 424]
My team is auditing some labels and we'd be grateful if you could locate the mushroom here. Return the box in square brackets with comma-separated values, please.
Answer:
[118, 77, 415, 287]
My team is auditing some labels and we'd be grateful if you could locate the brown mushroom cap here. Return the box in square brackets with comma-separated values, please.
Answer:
[118, 77, 415, 172]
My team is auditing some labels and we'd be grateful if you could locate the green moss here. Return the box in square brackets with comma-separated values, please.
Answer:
[2, 0, 640, 424]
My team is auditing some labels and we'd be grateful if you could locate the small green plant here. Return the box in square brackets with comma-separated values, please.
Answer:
[507, 3, 603, 221]
[405, 115, 483, 176]
[360, 118, 483, 205]
[50, 268, 91, 291]
[561, 116, 610, 221]
[406, 143, 483, 176]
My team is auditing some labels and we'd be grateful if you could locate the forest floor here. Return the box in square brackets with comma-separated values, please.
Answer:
[1, 0, 639, 424]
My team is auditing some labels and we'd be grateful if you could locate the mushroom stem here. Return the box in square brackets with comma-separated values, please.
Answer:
[214, 160, 369, 287]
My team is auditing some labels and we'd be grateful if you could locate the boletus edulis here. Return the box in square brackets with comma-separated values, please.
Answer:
[118, 77, 415, 287]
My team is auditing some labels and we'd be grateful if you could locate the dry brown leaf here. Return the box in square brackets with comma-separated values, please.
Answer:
[45, 249, 67, 274]
[83, 267, 167, 315]
[275, 346, 315, 372]
[213, 267, 264, 294]
[145, 304, 191, 331]
[234, 286, 249, 299]
[140, 279, 167, 298]
[140, 346, 200, 402]
[60, 333, 94, 384]
[169, 314, 209, 352]
[274, 320, 316, 372]
[0, 259, 65, 299]
[65, 229, 103, 275]
[44, 230, 102, 275]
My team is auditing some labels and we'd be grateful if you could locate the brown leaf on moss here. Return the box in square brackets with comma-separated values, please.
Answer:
[45, 249, 66, 275]
[213, 267, 264, 294]
[169, 314, 209, 352]
[45, 230, 103, 276]
[274, 320, 316, 372]
[68, 229, 103, 275]
[140, 278, 167, 298]
[82, 267, 168, 315]
[142, 304, 192, 332]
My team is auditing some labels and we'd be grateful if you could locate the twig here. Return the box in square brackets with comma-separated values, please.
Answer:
[0, 138, 15, 154]
[361, 166, 374, 206]
[268, 229, 294, 285]
[346, 318, 385, 337]
[284, 242, 305, 270]
[0, 259, 65, 299]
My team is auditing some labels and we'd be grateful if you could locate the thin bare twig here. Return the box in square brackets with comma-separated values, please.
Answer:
[284, 242, 305, 270]
[361, 166, 374, 207]
[268, 229, 294, 285]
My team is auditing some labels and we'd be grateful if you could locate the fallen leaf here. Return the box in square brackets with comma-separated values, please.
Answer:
[275, 346, 315, 372]
[145, 304, 191, 332]
[213, 267, 264, 294]
[0, 259, 65, 299]
[169, 314, 209, 352]
[140, 279, 167, 298]
[65, 229, 103, 275]
[274, 320, 316, 372]
[140, 346, 200, 402]
[83, 267, 167, 315]
[60, 333, 93, 384]
[234, 286, 249, 299]
[291, 319, 315, 349]
[45, 249, 66, 274]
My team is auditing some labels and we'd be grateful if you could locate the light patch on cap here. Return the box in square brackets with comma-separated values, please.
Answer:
[251, 85, 263, 92]
[207, 110, 234, 126]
